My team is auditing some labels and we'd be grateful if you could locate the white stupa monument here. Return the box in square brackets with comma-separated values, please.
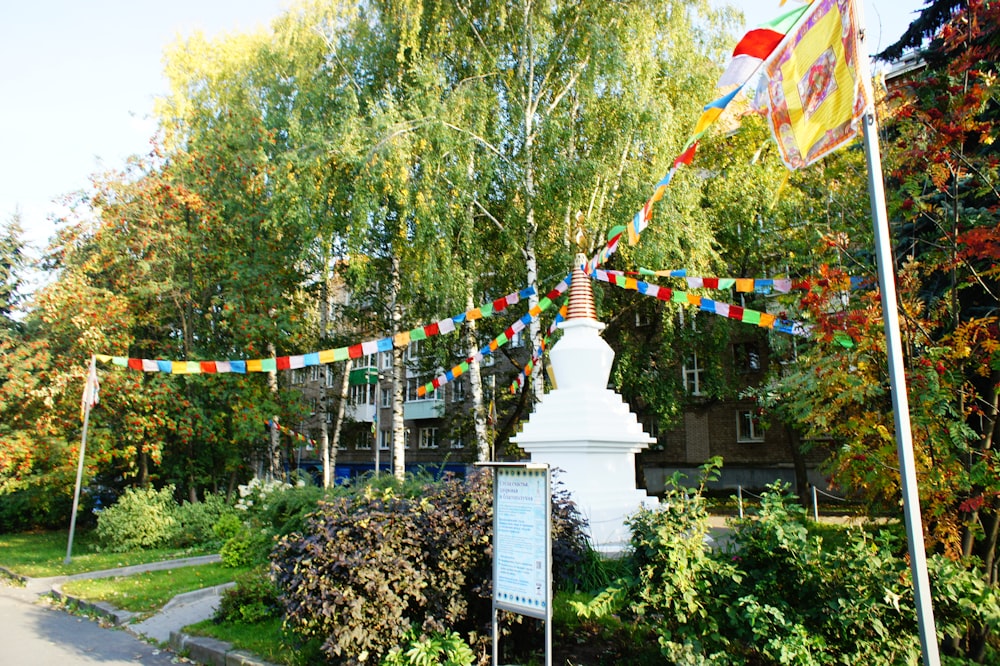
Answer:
[512, 253, 658, 554]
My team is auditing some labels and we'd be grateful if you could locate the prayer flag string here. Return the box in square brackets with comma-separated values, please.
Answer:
[509, 303, 567, 394]
[582, 3, 814, 274]
[416, 276, 572, 398]
[266, 420, 317, 447]
[95, 285, 536, 374]
[589, 268, 858, 346]
[630, 269, 869, 294]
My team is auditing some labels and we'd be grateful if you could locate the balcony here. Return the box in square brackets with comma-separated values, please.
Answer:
[348, 403, 376, 423]
[403, 398, 444, 420]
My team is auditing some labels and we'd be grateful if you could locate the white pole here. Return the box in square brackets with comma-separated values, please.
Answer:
[65, 355, 96, 564]
[854, 4, 938, 661]
[862, 111, 940, 666]
[737, 486, 744, 519]
[812, 485, 819, 522]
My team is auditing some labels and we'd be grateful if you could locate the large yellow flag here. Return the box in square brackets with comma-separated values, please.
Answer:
[759, 0, 871, 169]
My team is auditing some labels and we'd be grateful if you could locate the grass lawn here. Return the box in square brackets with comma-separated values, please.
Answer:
[186, 617, 302, 665]
[60, 562, 249, 616]
[0, 529, 214, 578]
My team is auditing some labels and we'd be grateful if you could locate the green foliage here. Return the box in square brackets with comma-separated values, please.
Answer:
[95, 485, 179, 552]
[573, 458, 737, 651]
[212, 512, 243, 541]
[220, 529, 273, 569]
[570, 470, 1000, 664]
[0, 469, 75, 533]
[173, 492, 235, 547]
[215, 566, 282, 625]
[380, 627, 475, 666]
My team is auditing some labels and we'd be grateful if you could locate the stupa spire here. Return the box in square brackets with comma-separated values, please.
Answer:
[566, 253, 598, 321]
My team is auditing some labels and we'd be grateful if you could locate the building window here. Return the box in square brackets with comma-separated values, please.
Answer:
[350, 383, 375, 405]
[406, 377, 439, 402]
[682, 353, 703, 396]
[380, 388, 392, 408]
[380, 351, 393, 370]
[452, 379, 466, 403]
[737, 409, 765, 442]
[291, 368, 305, 385]
[510, 330, 525, 348]
[407, 339, 425, 360]
[451, 434, 465, 449]
[378, 429, 391, 451]
[326, 366, 336, 388]
[357, 431, 372, 450]
[309, 364, 322, 382]
[734, 342, 762, 373]
[482, 354, 495, 367]
[419, 427, 438, 449]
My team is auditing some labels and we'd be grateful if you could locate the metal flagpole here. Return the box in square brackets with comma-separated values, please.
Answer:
[855, 7, 940, 657]
[65, 354, 96, 564]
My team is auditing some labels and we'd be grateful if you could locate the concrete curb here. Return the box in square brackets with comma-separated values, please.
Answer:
[169, 631, 282, 666]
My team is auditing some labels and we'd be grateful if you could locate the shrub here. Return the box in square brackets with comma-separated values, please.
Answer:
[572, 458, 737, 653]
[173, 493, 235, 548]
[256, 483, 330, 536]
[719, 484, 920, 665]
[271, 473, 494, 664]
[272, 470, 593, 665]
[212, 512, 244, 542]
[215, 566, 281, 624]
[95, 485, 179, 552]
[0, 470, 75, 533]
[220, 529, 274, 568]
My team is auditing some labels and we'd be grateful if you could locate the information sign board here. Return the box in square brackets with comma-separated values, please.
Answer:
[493, 466, 550, 619]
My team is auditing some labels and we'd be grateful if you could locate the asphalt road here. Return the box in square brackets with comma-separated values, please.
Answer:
[0, 588, 181, 665]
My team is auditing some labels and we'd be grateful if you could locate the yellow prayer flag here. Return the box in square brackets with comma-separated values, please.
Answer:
[760, 0, 870, 169]
[318, 349, 336, 364]
[735, 278, 755, 292]
[247, 359, 263, 372]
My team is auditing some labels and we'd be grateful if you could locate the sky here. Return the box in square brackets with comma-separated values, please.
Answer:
[1, 0, 926, 268]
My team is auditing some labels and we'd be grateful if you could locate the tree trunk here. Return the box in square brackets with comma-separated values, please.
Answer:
[329, 359, 352, 482]
[318, 266, 333, 487]
[465, 290, 489, 461]
[464, 153, 490, 461]
[392, 343, 406, 480]
[267, 341, 281, 480]
[389, 255, 406, 480]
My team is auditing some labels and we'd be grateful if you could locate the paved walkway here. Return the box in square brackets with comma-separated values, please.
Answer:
[0, 554, 269, 665]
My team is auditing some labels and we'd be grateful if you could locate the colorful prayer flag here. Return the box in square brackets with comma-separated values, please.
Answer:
[758, 0, 870, 169]
[717, 3, 812, 89]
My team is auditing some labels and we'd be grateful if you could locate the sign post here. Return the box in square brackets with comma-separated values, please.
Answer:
[478, 462, 552, 666]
